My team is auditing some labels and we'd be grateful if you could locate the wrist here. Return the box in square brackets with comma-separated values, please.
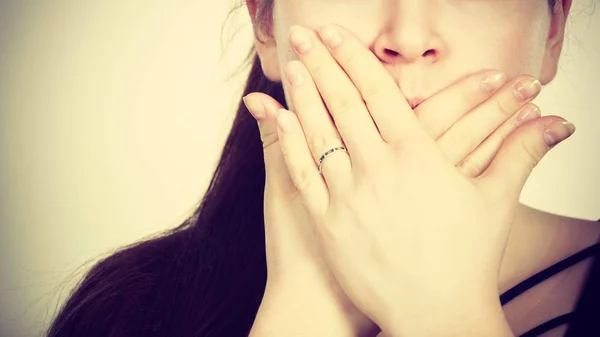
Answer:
[250, 279, 376, 337]
[379, 288, 513, 337]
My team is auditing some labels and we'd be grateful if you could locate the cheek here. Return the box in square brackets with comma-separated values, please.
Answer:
[450, 24, 546, 81]
[455, 4, 550, 78]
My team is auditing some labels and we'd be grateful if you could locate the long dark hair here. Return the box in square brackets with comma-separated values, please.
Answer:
[46, 0, 573, 336]
[46, 44, 286, 337]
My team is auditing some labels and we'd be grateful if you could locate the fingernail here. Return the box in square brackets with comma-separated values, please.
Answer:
[517, 105, 541, 124]
[480, 71, 507, 93]
[319, 25, 342, 48]
[543, 121, 576, 147]
[289, 25, 313, 54]
[513, 78, 542, 101]
[243, 96, 266, 119]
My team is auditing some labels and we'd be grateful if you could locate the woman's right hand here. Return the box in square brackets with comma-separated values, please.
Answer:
[244, 64, 542, 337]
[245, 92, 377, 337]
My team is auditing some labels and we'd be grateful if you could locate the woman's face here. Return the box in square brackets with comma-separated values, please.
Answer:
[250, 0, 571, 111]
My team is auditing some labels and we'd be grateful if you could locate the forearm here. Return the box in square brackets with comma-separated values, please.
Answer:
[249, 280, 375, 337]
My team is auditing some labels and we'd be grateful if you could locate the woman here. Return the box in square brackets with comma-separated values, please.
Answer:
[46, 0, 599, 336]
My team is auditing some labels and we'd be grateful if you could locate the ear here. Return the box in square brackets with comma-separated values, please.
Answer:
[246, 0, 282, 82]
[539, 0, 573, 85]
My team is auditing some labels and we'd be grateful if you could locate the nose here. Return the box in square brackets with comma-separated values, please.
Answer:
[372, 1, 441, 65]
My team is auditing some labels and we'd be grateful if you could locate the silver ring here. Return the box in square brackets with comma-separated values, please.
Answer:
[317, 146, 347, 174]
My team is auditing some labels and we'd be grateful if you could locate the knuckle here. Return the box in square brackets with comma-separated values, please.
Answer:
[336, 49, 358, 67]
[493, 96, 514, 117]
[520, 137, 544, 168]
[497, 124, 515, 143]
[260, 131, 279, 150]
[292, 166, 315, 192]
[390, 136, 414, 155]
[310, 61, 328, 79]
[443, 126, 475, 159]
[330, 94, 358, 117]
[457, 160, 482, 178]
[361, 84, 389, 104]
[311, 133, 333, 155]
[464, 127, 478, 148]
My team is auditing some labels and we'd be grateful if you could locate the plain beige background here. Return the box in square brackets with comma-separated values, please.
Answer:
[1, 1, 599, 336]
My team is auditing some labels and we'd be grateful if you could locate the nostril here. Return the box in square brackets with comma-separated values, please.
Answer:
[382, 48, 437, 62]
[385, 49, 399, 55]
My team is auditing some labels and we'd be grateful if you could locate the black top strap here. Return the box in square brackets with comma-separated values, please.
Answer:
[508, 218, 600, 336]
[500, 240, 600, 305]
[564, 218, 600, 336]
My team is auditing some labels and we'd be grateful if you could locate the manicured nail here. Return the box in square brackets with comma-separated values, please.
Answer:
[480, 71, 507, 93]
[289, 26, 313, 54]
[517, 105, 541, 124]
[513, 78, 542, 101]
[276, 109, 293, 133]
[243, 96, 266, 119]
[543, 121, 576, 147]
[319, 25, 342, 48]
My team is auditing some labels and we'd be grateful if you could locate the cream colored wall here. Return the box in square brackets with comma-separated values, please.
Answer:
[0, 1, 598, 336]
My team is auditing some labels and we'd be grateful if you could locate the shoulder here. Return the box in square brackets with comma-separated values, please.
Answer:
[513, 205, 600, 265]
[530, 206, 600, 257]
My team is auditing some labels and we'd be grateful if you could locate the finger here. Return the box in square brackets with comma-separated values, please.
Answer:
[284, 60, 355, 184]
[477, 116, 576, 201]
[316, 24, 425, 145]
[413, 70, 508, 139]
[243, 92, 285, 144]
[289, 25, 384, 164]
[243, 93, 317, 269]
[437, 76, 542, 165]
[275, 108, 350, 215]
[243, 93, 296, 196]
[457, 103, 541, 178]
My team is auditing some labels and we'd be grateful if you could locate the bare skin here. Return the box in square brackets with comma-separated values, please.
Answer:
[498, 204, 600, 336]
[245, 0, 599, 335]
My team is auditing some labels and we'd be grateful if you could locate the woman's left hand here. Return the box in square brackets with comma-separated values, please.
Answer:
[275, 24, 576, 335]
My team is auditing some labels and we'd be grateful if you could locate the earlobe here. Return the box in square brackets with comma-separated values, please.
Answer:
[246, 0, 282, 82]
[254, 39, 282, 82]
[539, 0, 572, 84]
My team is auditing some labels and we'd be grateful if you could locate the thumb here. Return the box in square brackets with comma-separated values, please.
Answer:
[478, 116, 576, 200]
[243, 93, 297, 197]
